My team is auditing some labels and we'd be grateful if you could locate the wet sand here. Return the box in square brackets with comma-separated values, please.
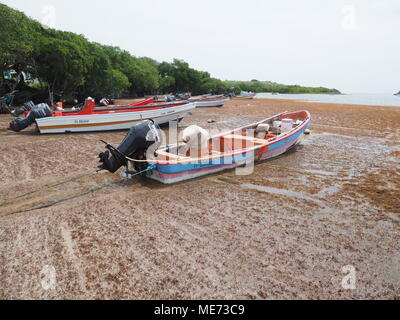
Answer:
[0, 98, 399, 299]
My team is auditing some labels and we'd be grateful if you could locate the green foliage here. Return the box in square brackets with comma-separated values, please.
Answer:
[159, 59, 198, 93]
[95, 46, 160, 96]
[223, 80, 340, 94]
[105, 69, 130, 96]
[199, 78, 228, 94]
[82, 43, 129, 97]
[0, 3, 43, 91]
[0, 3, 341, 101]
[0, 4, 38, 66]
[158, 59, 229, 95]
[124, 57, 159, 96]
[34, 31, 91, 94]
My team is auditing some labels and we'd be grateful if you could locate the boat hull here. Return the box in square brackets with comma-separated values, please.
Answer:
[149, 162, 242, 184]
[147, 117, 311, 184]
[232, 96, 256, 100]
[36, 103, 195, 134]
[232, 93, 257, 100]
[194, 99, 229, 108]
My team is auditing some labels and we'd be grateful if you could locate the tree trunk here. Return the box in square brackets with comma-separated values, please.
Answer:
[48, 84, 54, 106]
[48, 77, 57, 106]
[10, 71, 23, 91]
[0, 74, 4, 96]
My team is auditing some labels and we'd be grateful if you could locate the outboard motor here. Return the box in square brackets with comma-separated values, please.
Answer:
[23, 101, 35, 111]
[9, 103, 52, 132]
[175, 93, 190, 100]
[98, 120, 162, 174]
[99, 98, 110, 106]
[11, 101, 35, 118]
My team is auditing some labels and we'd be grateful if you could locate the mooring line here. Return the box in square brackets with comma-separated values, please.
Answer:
[1, 166, 155, 217]
[0, 171, 97, 207]
[1, 181, 119, 218]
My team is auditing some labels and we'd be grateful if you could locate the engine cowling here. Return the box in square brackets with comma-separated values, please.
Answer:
[9, 103, 52, 132]
[98, 120, 162, 173]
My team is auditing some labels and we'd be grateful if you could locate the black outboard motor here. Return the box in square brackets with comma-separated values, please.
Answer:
[175, 93, 190, 100]
[23, 101, 35, 111]
[9, 103, 52, 132]
[98, 120, 162, 174]
[11, 101, 35, 118]
[99, 98, 110, 106]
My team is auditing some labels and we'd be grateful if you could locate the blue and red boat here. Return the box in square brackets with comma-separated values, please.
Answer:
[98, 110, 311, 184]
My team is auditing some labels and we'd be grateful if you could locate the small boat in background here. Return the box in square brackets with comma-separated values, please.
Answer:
[36, 99, 195, 134]
[189, 95, 229, 108]
[98, 110, 311, 184]
[232, 92, 257, 100]
[10, 98, 196, 134]
[0, 90, 16, 114]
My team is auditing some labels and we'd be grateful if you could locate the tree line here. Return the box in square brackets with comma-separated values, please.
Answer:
[0, 3, 340, 105]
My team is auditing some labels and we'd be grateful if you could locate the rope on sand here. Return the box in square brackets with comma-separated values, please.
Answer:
[2, 183, 114, 217]
[0, 171, 97, 207]
[2, 166, 154, 217]
[2, 177, 133, 217]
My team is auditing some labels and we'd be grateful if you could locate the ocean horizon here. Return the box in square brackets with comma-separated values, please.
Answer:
[256, 93, 400, 107]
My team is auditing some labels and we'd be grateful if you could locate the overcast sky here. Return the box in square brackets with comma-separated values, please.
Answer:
[2, 0, 399, 93]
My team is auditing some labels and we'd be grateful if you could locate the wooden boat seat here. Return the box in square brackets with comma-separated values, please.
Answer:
[156, 150, 191, 160]
[156, 133, 276, 162]
[222, 134, 269, 145]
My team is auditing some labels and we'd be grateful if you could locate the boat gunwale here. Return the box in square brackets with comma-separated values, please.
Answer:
[35, 103, 196, 132]
[55, 101, 191, 117]
[194, 98, 230, 103]
[151, 110, 311, 166]
[191, 97, 229, 102]
[36, 103, 196, 125]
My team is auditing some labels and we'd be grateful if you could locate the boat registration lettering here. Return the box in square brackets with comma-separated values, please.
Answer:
[74, 119, 90, 124]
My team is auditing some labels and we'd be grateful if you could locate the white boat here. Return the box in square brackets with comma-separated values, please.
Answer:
[194, 97, 229, 108]
[35, 100, 196, 134]
[232, 92, 257, 100]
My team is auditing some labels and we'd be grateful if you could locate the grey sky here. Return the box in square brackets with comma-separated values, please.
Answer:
[2, 0, 399, 93]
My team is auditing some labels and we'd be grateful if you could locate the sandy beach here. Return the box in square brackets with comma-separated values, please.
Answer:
[0, 98, 399, 299]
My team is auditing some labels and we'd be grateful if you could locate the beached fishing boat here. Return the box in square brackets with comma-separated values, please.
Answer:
[232, 92, 257, 100]
[37, 99, 195, 134]
[98, 110, 311, 184]
[153, 94, 229, 107]
[189, 95, 230, 108]
[9, 98, 195, 134]
[0, 90, 16, 114]
[46, 97, 155, 117]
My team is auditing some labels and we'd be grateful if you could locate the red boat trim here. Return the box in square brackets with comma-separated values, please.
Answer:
[154, 111, 311, 165]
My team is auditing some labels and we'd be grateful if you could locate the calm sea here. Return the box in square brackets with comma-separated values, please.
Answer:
[256, 93, 400, 107]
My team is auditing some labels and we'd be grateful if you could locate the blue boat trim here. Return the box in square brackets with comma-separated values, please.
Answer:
[155, 116, 311, 175]
[156, 152, 254, 174]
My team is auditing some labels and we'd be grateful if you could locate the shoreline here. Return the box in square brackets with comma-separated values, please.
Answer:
[254, 95, 400, 108]
[0, 98, 399, 299]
